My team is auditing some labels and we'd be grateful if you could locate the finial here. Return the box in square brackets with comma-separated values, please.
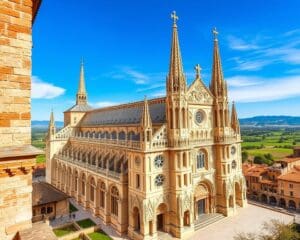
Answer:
[194, 64, 202, 78]
[171, 11, 179, 25]
[212, 27, 219, 41]
[144, 95, 147, 101]
[81, 57, 84, 66]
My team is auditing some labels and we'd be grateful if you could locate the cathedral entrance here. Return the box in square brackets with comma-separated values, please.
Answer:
[157, 214, 164, 231]
[194, 181, 215, 221]
[197, 199, 205, 215]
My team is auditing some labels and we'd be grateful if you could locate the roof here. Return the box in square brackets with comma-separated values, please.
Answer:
[278, 157, 300, 164]
[278, 170, 300, 183]
[242, 163, 268, 177]
[80, 97, 166, 127]
[0, 145, 43, 159]
[32, 182, 69, 207]
[64, 103, 93, 112]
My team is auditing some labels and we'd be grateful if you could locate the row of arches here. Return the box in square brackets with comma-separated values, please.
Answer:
[58, 147, 128, 174]
[53, 161, 126, 222]
[75, 130, 140, 141]
[260, 194, 298, 210]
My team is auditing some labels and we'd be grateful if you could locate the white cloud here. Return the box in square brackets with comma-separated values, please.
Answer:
[31, 76, 65, 99]
[227, 76, 262, 87]
[123, 68, 149, 84]
[229, 75, 300, 102]
[92, 101, 120, 108]
[150, 90, 165, 98]
[227, 36, 259, 51]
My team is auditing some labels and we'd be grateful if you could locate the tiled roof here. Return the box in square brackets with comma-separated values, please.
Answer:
[278, 157, 300, 164]
[32, 182, 69, 206]
[278, 170, 300, 183]
[243, 164, 268, 177]
[65, 104, 93, 112]
[80, 97, 166, 126]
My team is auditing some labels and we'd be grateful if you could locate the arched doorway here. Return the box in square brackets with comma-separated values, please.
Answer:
[133, 207, 140, 232]
[194, 182, 213, 220]
[269, 196, 277, 206]
[261, 194, 268, 204]
[235, 182, 243, 206]
[279, 198, 286, 208]
[288, 200, 296, 210]
[156, 203, 167, 232]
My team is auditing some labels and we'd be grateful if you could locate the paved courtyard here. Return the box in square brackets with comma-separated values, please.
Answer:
[189, 204, 295, 240]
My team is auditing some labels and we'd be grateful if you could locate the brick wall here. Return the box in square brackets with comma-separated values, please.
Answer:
[0, 0, 33, 147]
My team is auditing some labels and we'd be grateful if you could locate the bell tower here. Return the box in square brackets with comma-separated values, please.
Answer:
[211, 28, 247, 216]
[166, 12, 194, 238]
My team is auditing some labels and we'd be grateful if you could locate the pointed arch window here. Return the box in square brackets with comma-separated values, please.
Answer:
[196, 151, 206, 169]
[111, 186, 119, 216]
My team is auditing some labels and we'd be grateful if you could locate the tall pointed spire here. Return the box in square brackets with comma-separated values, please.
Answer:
[231, 102, 240, 133]
[48, 109, 56, 136]
[210, 27, 226, 98]
[76, 58, 87, 105]
[141, 96, 152, 128]
[167, 11, 186, 93]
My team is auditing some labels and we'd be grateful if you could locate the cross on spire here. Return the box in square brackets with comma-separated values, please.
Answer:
[213, 27, 219, 41]
[195, 64, 202, 78]
[171, 11, 179, 25]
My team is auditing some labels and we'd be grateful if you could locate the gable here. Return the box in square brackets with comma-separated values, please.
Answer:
[187, 78, 213, 105]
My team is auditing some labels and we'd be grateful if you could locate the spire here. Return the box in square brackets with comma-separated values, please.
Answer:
[48, 109, 56, 136]
[231, 102, 240, 133]
[167, 11, 186, 93]
[76, 58, 87, 105]
[49, 109, 55, 127]
[141, 96, 152, 128]
[210, 27, 227, 98]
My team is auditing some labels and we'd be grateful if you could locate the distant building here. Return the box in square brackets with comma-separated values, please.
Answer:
[32, 182, 69, 223]
[0, 1, 43, 239]
[46, 12, 247, 239]
[243, 148, 300, 211]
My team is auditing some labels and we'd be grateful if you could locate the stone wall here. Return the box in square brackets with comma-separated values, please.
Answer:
[0, 0, 33, 147]
[0, 157, 35, 240]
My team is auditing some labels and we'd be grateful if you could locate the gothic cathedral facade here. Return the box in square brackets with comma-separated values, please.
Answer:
[46, 12, 247, 239]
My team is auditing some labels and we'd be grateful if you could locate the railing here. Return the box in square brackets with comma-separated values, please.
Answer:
[56, 154, 126, 181]
[70, 136, 141, 150]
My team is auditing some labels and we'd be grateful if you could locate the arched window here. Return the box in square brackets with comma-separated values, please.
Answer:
[100, 182, 106, 208]
[111, 186, 119, 216]
[90, 178, 96, 202]
[81, 174, 86, 196]
[197, 151, 206, 169]
[74, 171, 78, 192]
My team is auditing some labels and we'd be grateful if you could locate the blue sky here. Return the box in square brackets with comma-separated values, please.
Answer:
[32, 0, 300, 121]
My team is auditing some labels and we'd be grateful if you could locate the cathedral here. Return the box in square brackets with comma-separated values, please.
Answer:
[46, 12, 247, 239]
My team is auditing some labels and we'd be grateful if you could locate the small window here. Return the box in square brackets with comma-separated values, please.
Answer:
[47, 207, 53, 214]
[281, 190, 284, 195]
[41, 207, 46, 214]
[136, 174, 140, 189]
[290, 191, 293, 197]
[184, 174, 188, 186]
[289, 184, 293, 189]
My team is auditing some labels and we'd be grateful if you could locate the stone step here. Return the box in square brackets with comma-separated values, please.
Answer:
[194, 213, 225, 231]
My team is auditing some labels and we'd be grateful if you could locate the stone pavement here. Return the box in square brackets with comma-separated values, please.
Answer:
[189, 204, 295, 240]
[50, 198, 129, 240]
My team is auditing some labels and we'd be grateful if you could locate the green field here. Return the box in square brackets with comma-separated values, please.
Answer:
[32, 128, 47, 164]
[241, 127, 300, 164]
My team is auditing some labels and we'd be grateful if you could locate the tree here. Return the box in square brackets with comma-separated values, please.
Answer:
[234, 220, 300, 240]
[253, 155, 264, 164]
[242, 151, 249, 163]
